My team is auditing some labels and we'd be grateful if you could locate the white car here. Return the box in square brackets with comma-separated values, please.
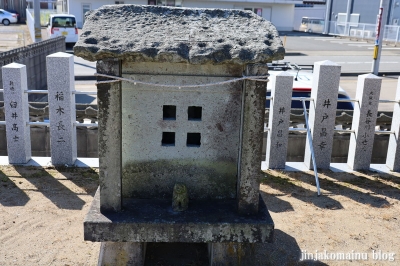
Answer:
[0, 9, 18, 26]
[266, 62, 353, 110]
[46, 14, 79, 44]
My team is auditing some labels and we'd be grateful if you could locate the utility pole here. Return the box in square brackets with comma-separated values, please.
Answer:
[372, 0, 390, 75]
[34, 0, 42, 42]
[344, 0, 353, 36]
[324, 0, 332, 34]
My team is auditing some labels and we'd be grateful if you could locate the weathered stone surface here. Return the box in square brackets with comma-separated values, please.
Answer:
[238, 64, 268, 215]
[121, 62, 241, 200]
[98, 242, 146, 266]
[85, 189, 274, 243]
[74, 5, 284, 64]
[209, 243, 260, 266]
[97, 58, 122, 212]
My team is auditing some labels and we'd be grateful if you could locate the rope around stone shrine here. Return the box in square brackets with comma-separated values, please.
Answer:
[94, 73, 269, 88]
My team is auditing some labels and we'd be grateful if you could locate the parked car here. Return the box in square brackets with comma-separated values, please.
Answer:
[266, 62, 354, 110]
[4, 9, 20, 23]
[299, 17, 325, 33]
[0, 9, 18, 26]
[46, 14, 78, 44]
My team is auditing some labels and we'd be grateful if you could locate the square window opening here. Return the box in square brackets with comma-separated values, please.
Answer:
[162, 132, 175, 146]
[163, 105, 176, 120]
[187, 133, 201, 147]
[188, 106, 202, 121]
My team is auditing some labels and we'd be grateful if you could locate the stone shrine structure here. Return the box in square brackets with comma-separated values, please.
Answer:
[74, 5, 284, 265]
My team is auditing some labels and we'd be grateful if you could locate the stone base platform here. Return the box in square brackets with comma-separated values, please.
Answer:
[84, 188, 274, 243]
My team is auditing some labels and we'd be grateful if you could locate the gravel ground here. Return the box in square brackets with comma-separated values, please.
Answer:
[1, 165, 399, 265]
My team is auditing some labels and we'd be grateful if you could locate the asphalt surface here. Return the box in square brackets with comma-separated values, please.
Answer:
[279, 31, 400, 75]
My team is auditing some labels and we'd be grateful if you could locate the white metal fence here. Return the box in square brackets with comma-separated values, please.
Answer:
[327, 21, 400, 44]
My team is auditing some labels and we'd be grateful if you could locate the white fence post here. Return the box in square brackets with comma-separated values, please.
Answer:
[46, 52, 77, 165]
[2, 63, 31, 164]
[304, 61, 341, 169]
[386, 77, 400, 171]
[347, 74, 381, 170]
[264, 72, 293, 169]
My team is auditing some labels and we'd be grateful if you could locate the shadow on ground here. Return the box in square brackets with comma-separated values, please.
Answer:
[1, 166, 99, 210]
[0, 168, 30, 206]
[261, 172, 344, 210]
[262, 169, 396, 209]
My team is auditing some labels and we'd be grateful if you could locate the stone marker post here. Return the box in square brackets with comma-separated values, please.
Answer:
[46, 52, 77, 165]
[304, 61, 341, 169]
[2, 63, 31, 164]
[386, 77, 400, 171]
[264, 72, 293, 169]
[348, 74, 381, 170]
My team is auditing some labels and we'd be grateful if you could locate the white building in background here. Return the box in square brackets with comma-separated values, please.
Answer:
[65, 0, 302, 30]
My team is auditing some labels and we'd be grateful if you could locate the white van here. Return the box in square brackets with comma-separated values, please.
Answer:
[299, 17, 325, 33]
[47, 14, 78, 44]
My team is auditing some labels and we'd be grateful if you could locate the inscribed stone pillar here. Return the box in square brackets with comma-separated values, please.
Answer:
[386, 77, 400, 171]
[2, 63, 31, 164]
[238, 64, 267, 215]
[348, 74, 381, 170]
[46, 52, 77, 165]
[265, 72, 293, 169]
[304, 61, 341, 169]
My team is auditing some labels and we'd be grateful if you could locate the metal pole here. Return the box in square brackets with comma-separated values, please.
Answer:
[345, 0, 352, 36]
[33, 0, 42, 42]
[324, 0, 332, 34]
[301, 99, 321, 196]
[372, 0, 390, 75]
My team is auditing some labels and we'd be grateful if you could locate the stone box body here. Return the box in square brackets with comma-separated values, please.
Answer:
[121, 62, 242, 200]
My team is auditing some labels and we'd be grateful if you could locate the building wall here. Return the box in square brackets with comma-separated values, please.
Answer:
[69, 0, 297, 30]
[330, 0, 386, 24]
[68, 0, 147, 28]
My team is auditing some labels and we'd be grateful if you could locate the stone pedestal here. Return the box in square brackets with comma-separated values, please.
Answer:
[85, 190, 274, 244]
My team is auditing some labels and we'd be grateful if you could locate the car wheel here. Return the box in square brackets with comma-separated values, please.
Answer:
[308, 29, 312, 33]
[2, 19, 10, 26]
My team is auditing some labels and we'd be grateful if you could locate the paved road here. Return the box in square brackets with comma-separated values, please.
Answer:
[280, 32, 400, 74]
